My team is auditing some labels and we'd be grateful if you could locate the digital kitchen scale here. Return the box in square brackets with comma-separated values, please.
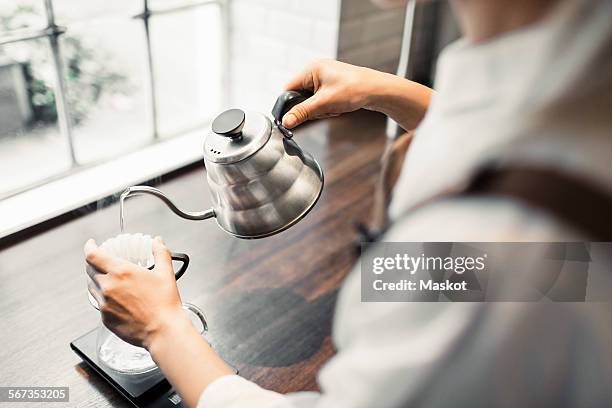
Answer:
[71, 328, 183, 407]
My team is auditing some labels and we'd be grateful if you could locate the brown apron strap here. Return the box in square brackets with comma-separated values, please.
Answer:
[462, 166, 612, 240]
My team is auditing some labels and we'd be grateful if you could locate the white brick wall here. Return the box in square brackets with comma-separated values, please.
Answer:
[227, 0, 406, 112]
[228, 0, 340, 112]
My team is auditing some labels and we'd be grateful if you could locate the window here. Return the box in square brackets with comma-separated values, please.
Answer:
[0, 0, 225, 199]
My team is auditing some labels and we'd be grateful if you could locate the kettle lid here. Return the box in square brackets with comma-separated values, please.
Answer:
[204, 109, 271, 164]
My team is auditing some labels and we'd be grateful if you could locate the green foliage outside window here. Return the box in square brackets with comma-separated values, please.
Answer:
[0, 4, 127, 126]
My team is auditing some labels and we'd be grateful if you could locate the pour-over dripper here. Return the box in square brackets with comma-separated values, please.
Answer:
[86, 233, 189, 310]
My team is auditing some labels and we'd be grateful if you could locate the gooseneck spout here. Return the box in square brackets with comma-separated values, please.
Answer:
[122, 186, 215, 221]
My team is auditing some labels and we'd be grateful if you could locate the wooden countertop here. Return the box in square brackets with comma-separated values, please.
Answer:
[0, 111, 386, 407]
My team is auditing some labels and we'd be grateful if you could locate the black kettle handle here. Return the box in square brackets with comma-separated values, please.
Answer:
[271, 90, 314, 124]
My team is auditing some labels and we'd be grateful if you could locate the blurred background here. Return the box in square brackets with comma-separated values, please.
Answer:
[0, 0, 458, 236]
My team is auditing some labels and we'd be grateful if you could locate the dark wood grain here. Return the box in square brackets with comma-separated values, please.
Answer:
[0, 111, 387, 406]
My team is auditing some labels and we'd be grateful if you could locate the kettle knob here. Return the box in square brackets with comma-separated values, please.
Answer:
[212, 108, 246, 140]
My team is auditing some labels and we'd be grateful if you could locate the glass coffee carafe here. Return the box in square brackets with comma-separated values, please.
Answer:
[96, 303, 207, 375]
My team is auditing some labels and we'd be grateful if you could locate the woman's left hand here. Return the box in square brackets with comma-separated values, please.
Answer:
[84, 236, 188, 349]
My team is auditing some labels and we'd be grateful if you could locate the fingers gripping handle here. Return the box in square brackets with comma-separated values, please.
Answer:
[271, 90, 314, 137]
[88, 251, 190, 311]
[272, 90, 313, 122]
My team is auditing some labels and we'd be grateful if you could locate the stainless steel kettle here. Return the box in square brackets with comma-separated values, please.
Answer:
[123, 91, 324, 239]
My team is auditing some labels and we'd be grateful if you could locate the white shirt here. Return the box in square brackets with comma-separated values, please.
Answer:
[198, 1, 612, 406]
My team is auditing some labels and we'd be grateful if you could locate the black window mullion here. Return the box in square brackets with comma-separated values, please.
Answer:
[134, 0, 159, 140]
[44, 0, 78, 165]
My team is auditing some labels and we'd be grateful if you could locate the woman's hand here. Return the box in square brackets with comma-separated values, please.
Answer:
[84, 237, 187, 349]
[283, 59, 433, 132]
[282, 60, 380, 129]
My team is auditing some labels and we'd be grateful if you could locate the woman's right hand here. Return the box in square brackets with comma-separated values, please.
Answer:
[282, 60, 383, 129]
[282, 59, 433, 132]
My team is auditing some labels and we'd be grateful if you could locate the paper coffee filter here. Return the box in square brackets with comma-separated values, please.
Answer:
[87, 234, 156, 310]
[99, 233, 155, 267]
[127, 235, 138, 263]
[134, 234, 151, 265]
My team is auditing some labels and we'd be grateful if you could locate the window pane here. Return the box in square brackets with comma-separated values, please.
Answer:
[150, 5, 223, 137]
[62, 17, 152, 164]
[0, 39, 71, 197]
[53, 0, 141, 25]
[0, 1, 47, 33]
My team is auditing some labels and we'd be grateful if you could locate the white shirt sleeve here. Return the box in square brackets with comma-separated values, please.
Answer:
[198, 375, 290, 408]
[198, 375, 323, 408]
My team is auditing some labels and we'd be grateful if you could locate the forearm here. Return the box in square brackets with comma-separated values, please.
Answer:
[146, 313, 234, 408]
[364, 71, 433, 131]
